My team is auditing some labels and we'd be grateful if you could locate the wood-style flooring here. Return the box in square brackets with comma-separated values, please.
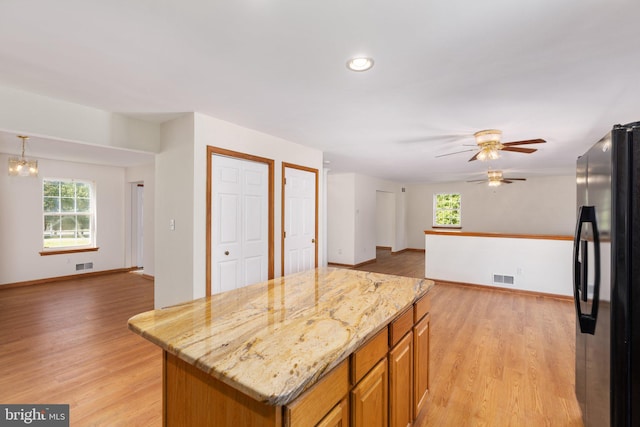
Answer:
[0, 273, 162, 426]
[0, 250, 583, 426]
[353, 249, 583, 426]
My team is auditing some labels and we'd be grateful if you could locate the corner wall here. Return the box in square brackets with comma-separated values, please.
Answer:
[327, 173, 407, 265]
[155, 114, 195, 308]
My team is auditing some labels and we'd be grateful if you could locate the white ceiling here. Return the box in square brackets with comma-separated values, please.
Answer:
[1, 0, 639, 181]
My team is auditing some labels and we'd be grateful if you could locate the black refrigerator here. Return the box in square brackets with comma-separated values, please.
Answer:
[574, 121, 640, 426]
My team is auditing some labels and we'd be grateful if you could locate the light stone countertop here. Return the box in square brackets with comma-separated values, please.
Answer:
[128, 267, 433, 406]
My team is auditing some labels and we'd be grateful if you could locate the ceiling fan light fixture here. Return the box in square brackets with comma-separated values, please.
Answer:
[487, 170, 503, 186]
[8, 135, 38, 177]
[473, 130, 503, 161]
[346, 57, 374, 72]
[474, 129, 502, 144]
[477, 145, 500, 161]
[487, 170, 502, 179]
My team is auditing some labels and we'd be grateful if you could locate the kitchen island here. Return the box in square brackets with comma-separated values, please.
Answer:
[128, 267, 434, 426]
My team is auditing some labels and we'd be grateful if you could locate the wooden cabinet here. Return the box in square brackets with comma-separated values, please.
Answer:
[285, 360, 349, 427]
[351, 327, 388, 385]
[317, 398, 348, 427]
[350, 358, 388, 427]
[389, 331, 413, 427]
[413, 313, 430, 419]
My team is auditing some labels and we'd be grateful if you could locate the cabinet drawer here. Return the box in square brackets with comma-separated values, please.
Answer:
[285, 359, 349, 427]
[389, 307, 413, 347]
[413, 293, 431, 323]
[350, 327, 388, 385]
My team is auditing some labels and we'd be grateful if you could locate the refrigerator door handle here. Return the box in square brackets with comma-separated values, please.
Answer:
[580, 240, 588, 302]
[572, 206, 601, 335]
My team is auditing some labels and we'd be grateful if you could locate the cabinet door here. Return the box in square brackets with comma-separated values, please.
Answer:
[316, 397, 348, 427]
[413, 313, 430, 419]
[389, 332, 413, 427]
[351, 358, 388, 427]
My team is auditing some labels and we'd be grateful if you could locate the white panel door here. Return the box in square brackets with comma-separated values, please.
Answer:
[284, 166, 316, 275]
[212, 155, 269, 294]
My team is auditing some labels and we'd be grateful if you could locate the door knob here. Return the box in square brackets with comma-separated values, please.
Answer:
[311, 239, 315, 243]
[224, 251, 229, 256]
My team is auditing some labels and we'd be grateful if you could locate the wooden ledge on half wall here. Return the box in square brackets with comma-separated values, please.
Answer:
[424, 229, 572, 241]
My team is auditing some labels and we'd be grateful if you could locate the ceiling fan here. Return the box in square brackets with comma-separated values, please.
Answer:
[436, 129, 545, 162]
[467, 170, 526, 187]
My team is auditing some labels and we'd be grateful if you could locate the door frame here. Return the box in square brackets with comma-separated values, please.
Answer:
[281, 162, 319, 275]
[206, 146, 274, 296]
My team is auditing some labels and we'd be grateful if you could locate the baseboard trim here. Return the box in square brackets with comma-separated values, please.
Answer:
[1, 267, 143, 289]
[392, 248, 425, 255]
[429, 278, 573, 301]
[328, 257, 377, 269]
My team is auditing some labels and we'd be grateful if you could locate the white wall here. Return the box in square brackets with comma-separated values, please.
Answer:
[425, 234, 574, 296]
[406, 175, 576, 249]
[155, 114, 195, 308]
[327, 173, 356, 265]
[154, 112, 324, 308]
[0, 155, 129, 285]
[376, 191, 395, 248]
[327, 173, 407, 265]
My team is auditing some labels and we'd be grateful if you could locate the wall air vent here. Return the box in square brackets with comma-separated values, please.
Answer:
[76, 262, 94, 271]
[493, 274, 514, 285]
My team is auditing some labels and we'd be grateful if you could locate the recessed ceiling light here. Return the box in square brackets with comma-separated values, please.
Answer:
[347, 57, 374, 72]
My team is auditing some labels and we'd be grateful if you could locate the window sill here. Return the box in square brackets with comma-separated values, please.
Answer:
[431, 226, 462, 230]
[40, 247, 100, 256]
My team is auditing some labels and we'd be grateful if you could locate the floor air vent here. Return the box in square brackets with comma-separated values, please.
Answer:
[493, 274, 514, 285]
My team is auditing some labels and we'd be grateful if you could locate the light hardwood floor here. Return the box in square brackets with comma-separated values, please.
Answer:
[354, 249, 583, 426]
[0, 251, 583, 426]
[0, 273, 162, 427]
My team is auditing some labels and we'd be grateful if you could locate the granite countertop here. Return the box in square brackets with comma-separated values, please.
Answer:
[128, 267, 433, 406]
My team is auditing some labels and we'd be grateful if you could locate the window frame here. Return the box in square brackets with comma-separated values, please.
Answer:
[41, 178, 97, 252]
[432, 192, 462, 228]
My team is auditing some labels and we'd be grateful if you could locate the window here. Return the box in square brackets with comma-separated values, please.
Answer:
[43, 179, 95, 249]
[433, 193, 461, 227]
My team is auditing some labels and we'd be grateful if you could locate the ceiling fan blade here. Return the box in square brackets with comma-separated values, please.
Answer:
[501, 180, 514, 184]
[466, 179, 487, 183]
[399, 133, 471, 144]
[435, 148, 476, 158]
[502, 146, 537, 154]
[468, 152, 480, 162]
[502, 138, 546, 146]
[503, 177, 526, 181]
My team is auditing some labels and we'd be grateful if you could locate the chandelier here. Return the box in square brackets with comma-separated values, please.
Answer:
[8, 135, 38, 177]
